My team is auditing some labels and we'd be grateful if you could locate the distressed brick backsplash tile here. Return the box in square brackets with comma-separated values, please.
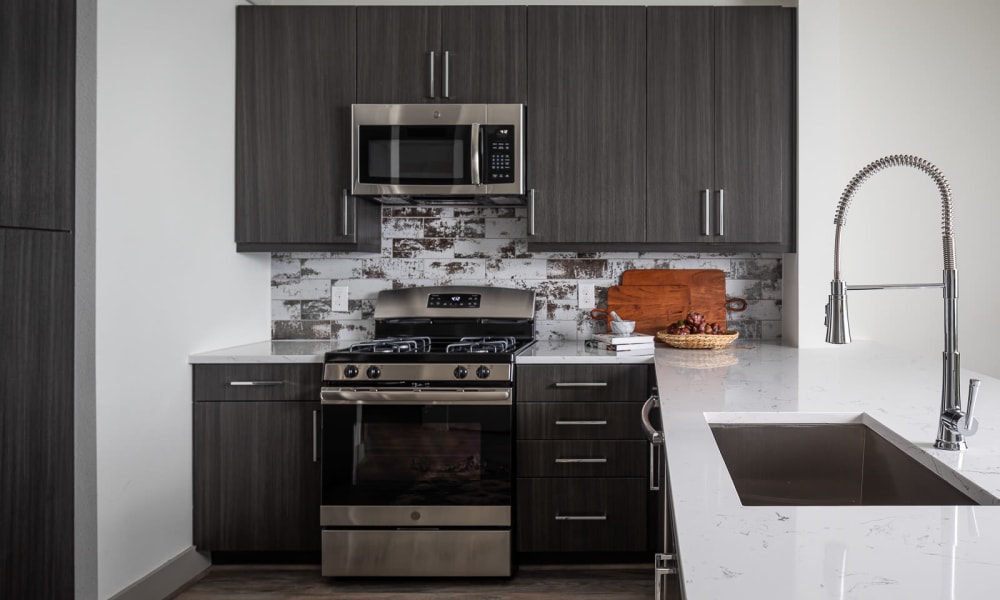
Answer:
[270, 206, 784, 341]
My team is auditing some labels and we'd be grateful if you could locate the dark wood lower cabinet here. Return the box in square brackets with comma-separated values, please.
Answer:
[516, 478, 649, 553]
[193, 364, 321, 553]
[0, 228, 74, 599]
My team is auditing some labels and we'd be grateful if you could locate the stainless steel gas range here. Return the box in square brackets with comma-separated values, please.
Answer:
[319, 285, 535, 578]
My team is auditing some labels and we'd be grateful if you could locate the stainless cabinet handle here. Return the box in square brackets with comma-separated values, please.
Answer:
[312, 410, 319, 463]
[228, 381, 283, 386]
[641, 395, 664, 445]
[527, 189, 536, 236]
[554, 382, 608, 388]
[555, 514, 607, 521]
[442, 50, 450, 98]
[716, 189, 725, 236]
[701, 189, 711, 236]
[428, 51, 436, 98]
[648, 442, 660, 491]
[555, 420, 607, 426]
[341, 189, 350, 237]
[555, 457, 607, 464]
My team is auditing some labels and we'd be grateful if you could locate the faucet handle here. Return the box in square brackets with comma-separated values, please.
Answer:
[963, 379, 981, 435]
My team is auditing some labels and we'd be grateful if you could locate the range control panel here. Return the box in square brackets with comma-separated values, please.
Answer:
[482, 125, 515, 184]
[427, 293, 482, 309]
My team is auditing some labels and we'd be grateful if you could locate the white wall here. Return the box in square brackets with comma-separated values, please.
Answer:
[822, 0, 999, 378]
[95, 1, 270, 597]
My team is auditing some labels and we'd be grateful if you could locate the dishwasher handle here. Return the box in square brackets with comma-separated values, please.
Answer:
[641, 395, 664, 445]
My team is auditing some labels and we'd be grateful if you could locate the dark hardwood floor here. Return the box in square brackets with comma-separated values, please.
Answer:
[172, 563, 657, 599]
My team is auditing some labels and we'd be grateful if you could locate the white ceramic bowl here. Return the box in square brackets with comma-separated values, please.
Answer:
[611, 320, 636, 336]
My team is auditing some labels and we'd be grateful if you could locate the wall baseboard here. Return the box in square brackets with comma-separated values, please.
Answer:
[109, 546, 211, 600]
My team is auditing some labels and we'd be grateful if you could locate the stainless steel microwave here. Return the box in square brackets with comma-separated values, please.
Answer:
[351, 103, 524, 201]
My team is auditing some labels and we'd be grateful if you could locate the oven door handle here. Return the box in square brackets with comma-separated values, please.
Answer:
[321, 388, 512, 406]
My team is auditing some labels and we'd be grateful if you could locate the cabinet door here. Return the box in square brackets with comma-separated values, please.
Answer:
[235, 6, 379, 252]
[194, 401, 321, 551]
[526, 6, 646, 246]
[647, 7, 794, 250]
[357, 6, 440, 103]
[1, 229, 74, 598]
[0, 0, 74, 231]
[714, 7, 794, 247]
[646, 7, 714, 244]
[440, 6, 526, 103]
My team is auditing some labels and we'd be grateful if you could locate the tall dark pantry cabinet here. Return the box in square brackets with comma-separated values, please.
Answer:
[0, 0, 76, 598]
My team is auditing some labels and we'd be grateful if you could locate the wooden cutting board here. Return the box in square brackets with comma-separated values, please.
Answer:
[619, 269, 730, 327]
[596, 284, 691, 335]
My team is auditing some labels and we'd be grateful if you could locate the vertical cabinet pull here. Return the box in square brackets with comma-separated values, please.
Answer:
[427, 51, 436, 98]
[341, 189, 351, 237]
[312, 410, 319, 463]
[716, 189, 725, 236]
[701, 189, 711, 236]
[527, 189, 537, 236]
[442, 50, 450, 98]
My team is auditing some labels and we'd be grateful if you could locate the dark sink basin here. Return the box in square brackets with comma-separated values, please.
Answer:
[710, 423, 978, 506]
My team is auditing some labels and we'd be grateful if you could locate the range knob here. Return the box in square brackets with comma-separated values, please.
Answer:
[476, 365, 491, 379]
[366, 365, 381, 379]
[453, 366, 469, 379]
[343, 365, 359, 379]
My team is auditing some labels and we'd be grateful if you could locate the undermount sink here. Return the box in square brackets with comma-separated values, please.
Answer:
[710, 423, 978, 506]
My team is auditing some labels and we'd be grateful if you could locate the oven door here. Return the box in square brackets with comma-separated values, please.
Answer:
[320, 389, 512, 528]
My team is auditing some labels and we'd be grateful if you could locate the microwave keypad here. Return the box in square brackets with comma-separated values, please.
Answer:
[483, 125, 515, 183]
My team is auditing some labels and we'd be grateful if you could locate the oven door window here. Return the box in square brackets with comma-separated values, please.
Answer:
[322, 404, 511, 506]
[358, 125, 472, 185]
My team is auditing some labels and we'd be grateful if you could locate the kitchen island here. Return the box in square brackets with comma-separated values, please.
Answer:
[656, 341, 1000, 599]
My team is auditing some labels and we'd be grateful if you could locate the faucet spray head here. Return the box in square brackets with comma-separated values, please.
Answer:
[825, 280, 852, 344]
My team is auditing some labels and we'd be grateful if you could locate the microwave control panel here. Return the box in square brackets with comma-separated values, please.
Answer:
[483, 125, 516, 184]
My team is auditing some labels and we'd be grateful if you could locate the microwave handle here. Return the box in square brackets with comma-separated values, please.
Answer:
[471, 123, 482, 186]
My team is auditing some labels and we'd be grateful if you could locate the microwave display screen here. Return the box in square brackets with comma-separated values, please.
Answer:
[359, 125, 471, 185]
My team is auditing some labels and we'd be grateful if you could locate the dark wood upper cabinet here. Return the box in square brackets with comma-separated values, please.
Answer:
[235, 6, 380, 252]
[0, 0, 75, 231]
[526, 6, 647, 246]
[647, 7, 795, 250]
[357, 6, 526, 104]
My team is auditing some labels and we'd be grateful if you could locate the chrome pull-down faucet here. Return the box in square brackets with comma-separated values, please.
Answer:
[824, 154, 980, 450]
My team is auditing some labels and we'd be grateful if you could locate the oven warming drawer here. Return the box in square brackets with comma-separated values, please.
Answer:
[321, 529, 511, 577]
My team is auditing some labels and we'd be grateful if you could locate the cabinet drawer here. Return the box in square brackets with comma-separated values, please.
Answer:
[516, 477, 648, 552]
[517, 402, 643, 440]
[517, 440, 648, 477]
[193, 364, 322, 402]
[517, 364, 648, 403]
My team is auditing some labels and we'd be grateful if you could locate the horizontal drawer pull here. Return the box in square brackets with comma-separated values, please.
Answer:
[554, 457, 608, 464]
[228, 380, 284, 386]
[555, 420, 608, 426]
[554, 382, 608, 388]
[555, 514, 607, 521]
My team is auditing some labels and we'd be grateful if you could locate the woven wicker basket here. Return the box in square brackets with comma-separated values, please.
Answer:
[656, 330, 739, 349]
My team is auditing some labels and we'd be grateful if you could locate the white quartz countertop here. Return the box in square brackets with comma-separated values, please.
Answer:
[656, 341, 1000, 600]
[188, 340, 334, 363]
[188, 339, 652, 365]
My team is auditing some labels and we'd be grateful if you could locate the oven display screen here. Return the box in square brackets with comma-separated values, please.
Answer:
[427, 293, 481, 309]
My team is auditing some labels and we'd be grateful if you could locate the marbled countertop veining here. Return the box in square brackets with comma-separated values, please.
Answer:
[655, 341, 1000, 600]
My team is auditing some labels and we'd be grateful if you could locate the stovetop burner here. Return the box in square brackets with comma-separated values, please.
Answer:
[348, 337, 433, 354]
[445, 336, 518, 354]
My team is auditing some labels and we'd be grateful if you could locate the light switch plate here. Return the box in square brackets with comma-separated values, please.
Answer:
[331, 285, 349, 312]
